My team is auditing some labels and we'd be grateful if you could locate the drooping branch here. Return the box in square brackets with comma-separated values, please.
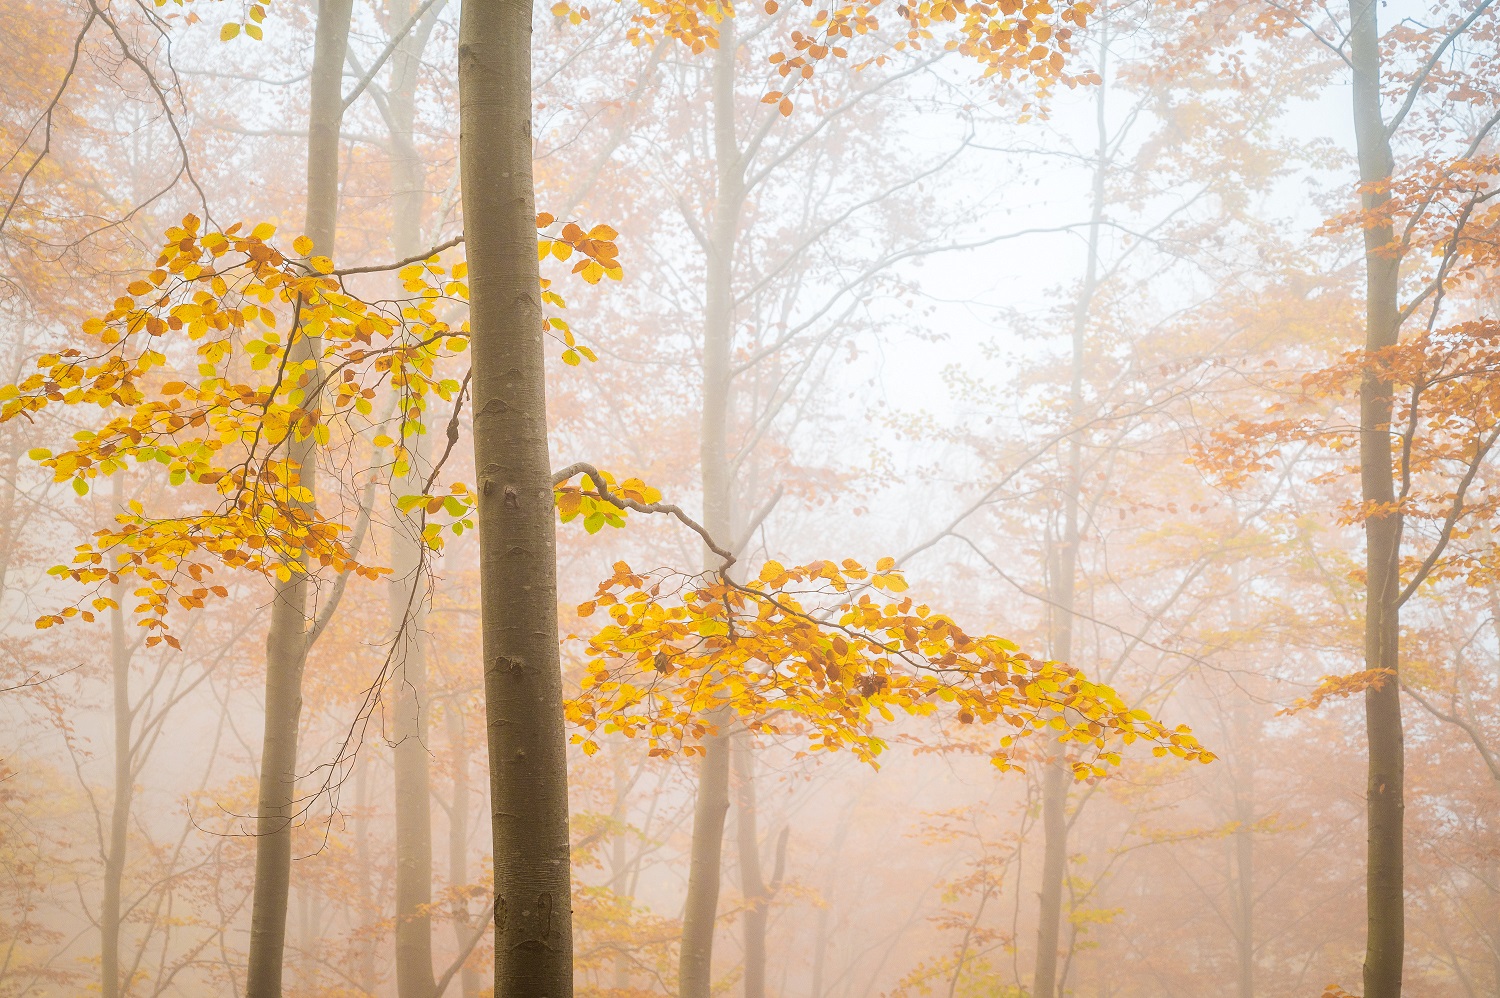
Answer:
[551, 461, 736, 571]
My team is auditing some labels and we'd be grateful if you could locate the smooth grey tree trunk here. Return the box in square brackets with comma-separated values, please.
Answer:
[458, 0, 574, 990]
[1350, 1, 1404, 995]
[391, 430, 436, 998]
[354, 756, 379, 991]
[734, 735, 768, 998]
[678, 19, 745, 998]
[1232, 701, 1257, 998]
[679, 733, 732, 998]
[734, 736, 788, 998]
[245, 0, 352, 992]
[100, 478, 132, 998]
[1030, 23, 1106, 996]
[386, 5, 441, 989]
[445, 704, 482, 998]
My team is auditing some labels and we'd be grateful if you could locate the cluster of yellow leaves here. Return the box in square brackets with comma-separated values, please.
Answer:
[549, 0, 592, 24]
[392, 469, 659, 553]
[394, 482, 478, 550]
[1281, 669, 1394, 715]
[622, 0, 1095, 114]
[537, 214, 621, 365]
[627, 0, 732, 53]
[6, 211, 620, 643]
[566, 557, 1214, 771]
[554, 470, 662, 533]
[147, 0, 271, 41]
[758, 0, 1096, 116]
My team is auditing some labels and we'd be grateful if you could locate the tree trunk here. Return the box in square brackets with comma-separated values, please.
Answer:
[679, 733, 732, 998]
[388, 9, 438, 989]
[445, 703, 481, 998]
[354, 756, 379, 992]
[1030, 26, 1104, 993]
[245, 2, 352, 992]
[809, 901, 829, 998]
[392, 433, 436, 998]
[678, 22, 744, 998]
[735, 735, 768, 998]
[1350, 1, 1404, 995]
[458, 0, 574, 990]
[1032, 758, 1069, 998]
[100, 477, 132, 998]
[611, 748, 632, 992]
[1233, 702, 1257, 998]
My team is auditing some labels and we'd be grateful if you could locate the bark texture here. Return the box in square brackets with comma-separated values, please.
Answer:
[245, 0, 352, 992]
[1350, 0, 1404, 995]
[458, 0, 574, 990]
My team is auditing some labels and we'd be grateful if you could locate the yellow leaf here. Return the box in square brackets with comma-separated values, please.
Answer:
[220, 21, 240, 40]
[251, 222, 276, 240]
[293, 235, 314, 256]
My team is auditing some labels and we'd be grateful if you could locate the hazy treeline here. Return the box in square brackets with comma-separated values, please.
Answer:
[2, 0, 1499, 996]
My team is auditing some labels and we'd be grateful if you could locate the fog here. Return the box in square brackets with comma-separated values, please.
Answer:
[2, 0, 1497, 995]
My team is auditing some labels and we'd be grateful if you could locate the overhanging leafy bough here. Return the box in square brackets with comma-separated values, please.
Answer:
[565, 557, 1215, 775]
[0, 213, 618, 643]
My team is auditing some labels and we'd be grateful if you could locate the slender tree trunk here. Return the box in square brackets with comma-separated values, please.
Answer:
[809, 902, 829, 998]
[392, 433, 436, 998]
[101, 478, 132, 998]
[1233, 702, 1257, 998]
[735, 735, 768, 998]
[245, 1, 352, 992]
[679, 22, 745, 998]
[1032, 759, 1069, 998]
[680, 734, 732, 998]
[458, 0, 573, 990]
[354, 756, 379, 992]
[445, 703, 481, 998]
[1031, 25, 1105, 995]
[295, 886, 321, 989]
[611, 749, 632, 992]
[388, 12, 438, 989]
[1349, 1, 1404, 995]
